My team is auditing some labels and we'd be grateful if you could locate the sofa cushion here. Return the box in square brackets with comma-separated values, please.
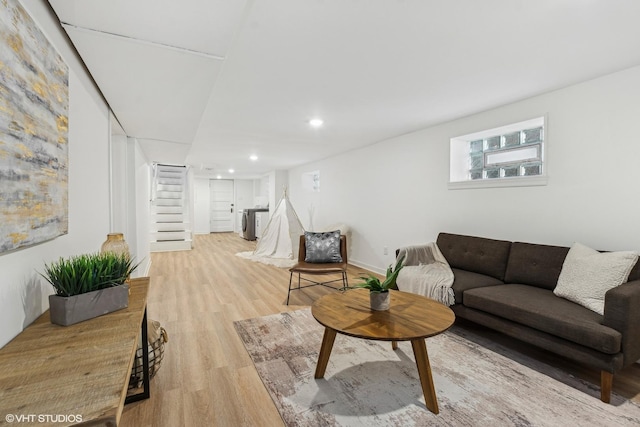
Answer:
[504, 242, 569, 290]
[451, 268, 504, 304]
[437, 233, 511, 281]
[464, 284, 621, 354]
[554, 243, 638, 315]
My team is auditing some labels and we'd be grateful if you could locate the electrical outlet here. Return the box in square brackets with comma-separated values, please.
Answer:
[383, 246, 388, 255]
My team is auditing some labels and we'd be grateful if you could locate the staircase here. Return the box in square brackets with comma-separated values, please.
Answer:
[150, 164, 193, 252]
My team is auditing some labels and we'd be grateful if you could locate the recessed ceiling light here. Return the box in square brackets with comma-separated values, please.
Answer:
[309, 118, 323, 128]
[216, 175, 222, 179]
[228, 168, 235, 173]
[249, 155, 258, 161]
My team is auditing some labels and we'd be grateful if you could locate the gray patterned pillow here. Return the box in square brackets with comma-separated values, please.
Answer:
[304, 230, 342, 263]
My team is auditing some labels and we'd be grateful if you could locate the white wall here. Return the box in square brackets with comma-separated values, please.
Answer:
[0, 69, 110, 346]
[133, 141, 151, 275]
[235, 179, 255, 211]
[193, 177, 211, 234]
[109, 135, 151, 276]
[110, 134, 128, 233]
[0, 2, 121, 346]
[289, 65, 640, 273]
[268, 170, 288, 212]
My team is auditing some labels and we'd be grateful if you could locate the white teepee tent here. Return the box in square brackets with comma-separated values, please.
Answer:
[237, 188, 305, 267]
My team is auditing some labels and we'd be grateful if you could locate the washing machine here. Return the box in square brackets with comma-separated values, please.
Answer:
[241, 208, 269, 240]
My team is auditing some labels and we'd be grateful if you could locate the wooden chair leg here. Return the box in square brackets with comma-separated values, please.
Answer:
[601, 371, 613, 403]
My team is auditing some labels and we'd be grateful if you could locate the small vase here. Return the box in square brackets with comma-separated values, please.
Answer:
[370, 291, 390, 311]
[101, 233, 130, 257]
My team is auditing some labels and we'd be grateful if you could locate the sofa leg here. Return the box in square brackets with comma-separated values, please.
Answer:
[601, 371, 613, 403]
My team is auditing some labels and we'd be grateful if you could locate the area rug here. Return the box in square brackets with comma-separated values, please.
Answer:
[234, 309, 640, 427]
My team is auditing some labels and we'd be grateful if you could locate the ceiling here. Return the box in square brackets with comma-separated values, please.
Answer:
[47, 0, 640, 179]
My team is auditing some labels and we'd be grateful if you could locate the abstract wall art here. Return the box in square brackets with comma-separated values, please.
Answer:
[0, 0, 69, 253]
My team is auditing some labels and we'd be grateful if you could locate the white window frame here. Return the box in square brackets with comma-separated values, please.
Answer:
[448, 116, 548, 190]
[302, 170, 320, 192]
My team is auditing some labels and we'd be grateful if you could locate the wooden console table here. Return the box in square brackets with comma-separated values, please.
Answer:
[0, 277, 150, 426]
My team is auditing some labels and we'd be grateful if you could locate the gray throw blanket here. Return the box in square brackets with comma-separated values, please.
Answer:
[396, 243, 455, 306]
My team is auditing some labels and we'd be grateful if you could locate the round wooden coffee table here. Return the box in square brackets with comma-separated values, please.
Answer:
[311, 288, 455, 414]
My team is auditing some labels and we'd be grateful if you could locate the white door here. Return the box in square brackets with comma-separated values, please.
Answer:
[210, 180, 234, 232]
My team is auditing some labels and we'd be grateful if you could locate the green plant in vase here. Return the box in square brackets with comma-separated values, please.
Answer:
[344, 255, 405, 310]
[41, 252, 139, 297]
[41, 252, 140, 326]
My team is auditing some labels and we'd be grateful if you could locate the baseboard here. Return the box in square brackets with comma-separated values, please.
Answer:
[349, 259, 385, 275]
[143, 259, 152, 277]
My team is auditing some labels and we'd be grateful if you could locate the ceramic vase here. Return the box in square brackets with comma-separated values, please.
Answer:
[370, 291, 390, 311]
[101, 233, 130, 257]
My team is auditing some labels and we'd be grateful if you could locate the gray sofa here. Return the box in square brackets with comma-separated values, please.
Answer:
[401, 232, 640, 403]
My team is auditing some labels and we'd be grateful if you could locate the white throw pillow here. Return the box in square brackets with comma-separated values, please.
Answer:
[554, 242, 638, 315]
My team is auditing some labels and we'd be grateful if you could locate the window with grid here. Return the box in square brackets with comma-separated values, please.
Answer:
[449, 117, 546, 189]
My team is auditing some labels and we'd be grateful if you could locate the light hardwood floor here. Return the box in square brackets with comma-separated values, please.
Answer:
[120, 232, 373, 426]
[120, 232, 640, 426]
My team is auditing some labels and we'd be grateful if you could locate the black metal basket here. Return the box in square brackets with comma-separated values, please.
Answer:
[128, 325, 168, 390]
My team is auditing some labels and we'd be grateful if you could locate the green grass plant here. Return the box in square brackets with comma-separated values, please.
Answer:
[344, 255, 405, 293]
[41, 252, 139, 297]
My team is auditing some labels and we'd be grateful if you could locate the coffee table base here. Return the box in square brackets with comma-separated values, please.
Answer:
[314, 327, 440, 414]
[411, 338, 439, 414]
[314, 327, 337, 379]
